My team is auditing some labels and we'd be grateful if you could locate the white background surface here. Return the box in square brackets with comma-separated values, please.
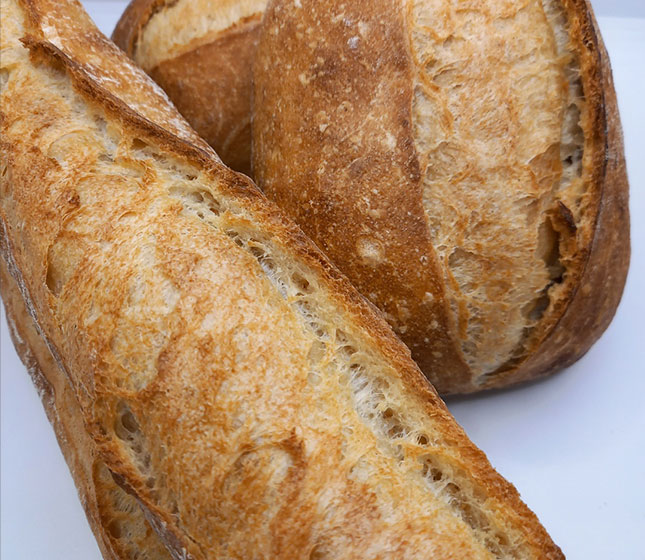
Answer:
[591, 0, 645, 18]
[1, 1, 644, 559]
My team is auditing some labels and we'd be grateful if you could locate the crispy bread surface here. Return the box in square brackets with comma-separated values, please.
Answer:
[253, 0, 630, 393]
[1, 0, 562, 557]
[0, 261, 172, 560]
[113, 0, 266, 175]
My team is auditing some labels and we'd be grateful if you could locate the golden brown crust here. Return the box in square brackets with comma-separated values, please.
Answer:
[0, 261, 172, 560]
[1, 0, 562, 557]
[113, 0, 264, 175]
[253, 0, 629, 393]
[146, 16, 261, 176]
[111, 0, 164, 57]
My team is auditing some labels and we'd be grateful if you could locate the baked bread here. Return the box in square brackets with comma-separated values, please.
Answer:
[0, 261, 171, 560]
[253, 0, 630, 393]
[113, 0, 267, 176]
[1, 0, 563, 557]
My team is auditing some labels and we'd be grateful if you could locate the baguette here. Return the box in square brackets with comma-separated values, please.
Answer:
[0, 261, 171, 560]
[1, 0, 562, 557]
[253, 0, 630, 393]
[113, 0, 266, 176]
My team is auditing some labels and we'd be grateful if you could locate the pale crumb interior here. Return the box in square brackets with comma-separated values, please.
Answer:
[136, 0, 267, 69]
[408, 0, 585, 379]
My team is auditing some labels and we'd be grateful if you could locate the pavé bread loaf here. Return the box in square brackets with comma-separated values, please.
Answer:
[0, 0, 563, 557]
[113, 0, 267, 176]
[253, 0, 630, 393]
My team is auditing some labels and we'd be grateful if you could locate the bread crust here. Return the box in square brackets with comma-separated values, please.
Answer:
[111, 0, 165, 57]
[1, 0, 562, 557]
[145, 16, 261, 176]
[113, 0, 265, 176]
[253, 0, 630, 393]
[0, 261, 172, 560]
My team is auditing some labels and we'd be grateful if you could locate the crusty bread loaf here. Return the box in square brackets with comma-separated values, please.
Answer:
[0, 261, 171, 560]
[1, 0, 563, 557]
[113, 0, 266, 176]
[253, 0, 630, 393]
[112, 0, 630, 394]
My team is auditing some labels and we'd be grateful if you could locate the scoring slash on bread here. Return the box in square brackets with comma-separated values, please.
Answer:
[114, 0, 630, 394]
[0, 0, 564, 558]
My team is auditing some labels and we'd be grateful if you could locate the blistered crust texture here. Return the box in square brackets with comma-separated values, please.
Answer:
[1, 0, 563, 557]
[253, 0, 629, 392]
